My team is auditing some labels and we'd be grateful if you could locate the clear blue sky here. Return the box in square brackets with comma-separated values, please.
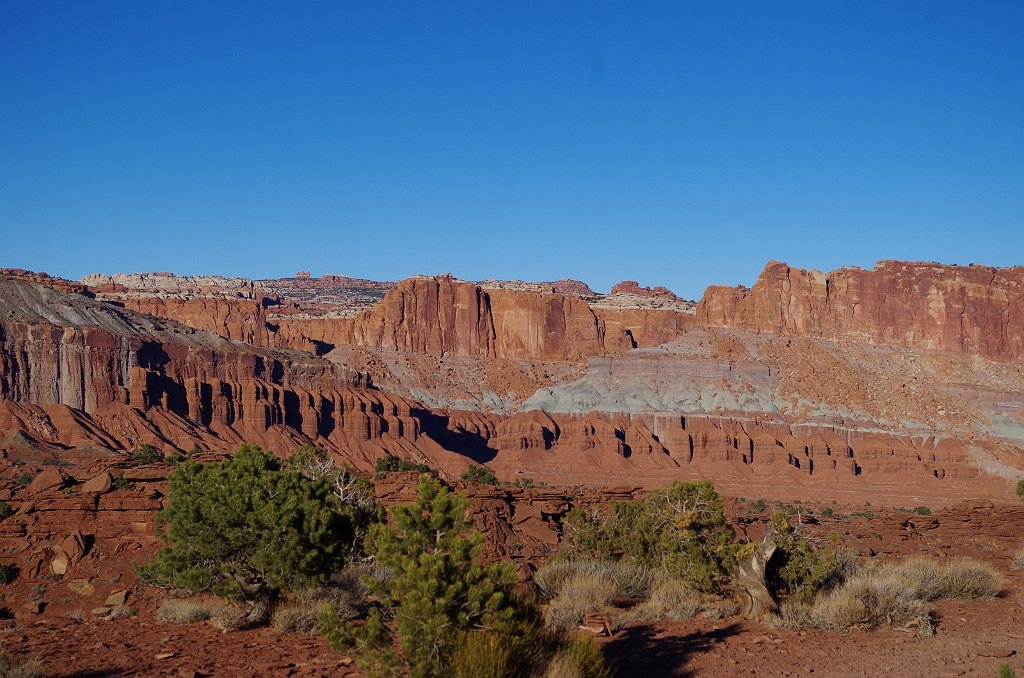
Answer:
[2, 1, 1021, 298]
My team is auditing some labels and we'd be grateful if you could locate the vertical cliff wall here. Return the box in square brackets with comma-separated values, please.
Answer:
[697, 261, 1024, 360]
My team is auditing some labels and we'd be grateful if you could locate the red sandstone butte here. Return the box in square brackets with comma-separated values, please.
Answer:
[610, 280, 683, 300]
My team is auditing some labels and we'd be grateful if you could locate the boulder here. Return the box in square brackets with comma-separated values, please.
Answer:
[67, 579, 95, 596]
[28, 466, 66, 495]
[79, 472, 113, 495]
[50, 552, 69, 576]
[59, 531, 88, 562]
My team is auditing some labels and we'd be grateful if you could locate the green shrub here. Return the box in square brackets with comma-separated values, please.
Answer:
[751, 498, 767, 514]
[560, 481, 738, 591]
[461, 465, 499, 486]
[0, 502, 12, 521]
[766, 512, 852, 603]
[1017, 479, 1024, 501]
[912, 506, 932, 516]
[137, 444, 356, 601]
[374, 453, 433, 476]
[130, 444, 161, 465]
[14, 473, 32, 487]
[0, 564, 17, 585]
[820, 507, 834, 517]
[998, 663, 1017, 678]
[1011, 549, 1024, 570]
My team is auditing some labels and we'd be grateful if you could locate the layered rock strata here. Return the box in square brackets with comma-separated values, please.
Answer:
[698, 261, 1024, 360]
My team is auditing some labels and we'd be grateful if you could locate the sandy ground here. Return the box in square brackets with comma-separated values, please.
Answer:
[2, 572, 1019, 678]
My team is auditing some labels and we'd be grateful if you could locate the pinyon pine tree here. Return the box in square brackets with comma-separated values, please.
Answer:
[324, 474, 520, 677]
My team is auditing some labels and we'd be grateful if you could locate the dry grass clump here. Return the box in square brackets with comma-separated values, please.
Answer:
[534, 559, 652, 600]
[936, 559, 1002, 599]
[0, 654, 43, 678]
[534, 560, 607, 599]
[768, 556, 1001, 637]
[620, 575, 703, 624]
[107, 605, 138, 620]
[449, 630, 515, 678]
[612, 561, 655, 599]
[544, 571, 618, 631]
[1012, 549, 1024, 570]
[157, 596, 246, 631]
[701, 599, 740, 621]
[271, 583, 363, 635]
[541, 634, 609, 678]
[542, 654, 585, 678]
[540, 562, 739, 630]
[447, 623, 607, 678]
[156, 597, 214, 624]
[208, 603, 247, 632]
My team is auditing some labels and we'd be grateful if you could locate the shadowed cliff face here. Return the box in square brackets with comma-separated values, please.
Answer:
[697, 261, 1024, 360]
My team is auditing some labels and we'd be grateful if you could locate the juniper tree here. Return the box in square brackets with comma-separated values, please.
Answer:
[561, 480, 739, 591]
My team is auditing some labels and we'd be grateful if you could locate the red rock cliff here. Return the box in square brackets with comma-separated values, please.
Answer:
[273, 275, 696, 360]
[697, 261, 1024, 360]
[114, 295, 270, 346]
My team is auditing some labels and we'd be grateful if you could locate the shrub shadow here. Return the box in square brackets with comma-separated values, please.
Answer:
[604, 622, 742, 678]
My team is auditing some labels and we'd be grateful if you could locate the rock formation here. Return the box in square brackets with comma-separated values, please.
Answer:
[610, 280, 683, 300]
[697, 260, 1024, 360]
[0, 260, 1019, 504]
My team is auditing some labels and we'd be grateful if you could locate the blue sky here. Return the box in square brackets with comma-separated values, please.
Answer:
[1, 1, 1021, 299]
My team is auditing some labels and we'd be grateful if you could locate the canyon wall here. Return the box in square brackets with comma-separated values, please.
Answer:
[697, 261, 1024, 360]
[1, 275, 999, 499]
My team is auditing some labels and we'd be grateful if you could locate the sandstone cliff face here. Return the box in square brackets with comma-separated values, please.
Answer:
[271, 275, 696, 361]
[113, 295, 270, 346]
[697, 261, 1024, 360]
[86, 272, 273, 346]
